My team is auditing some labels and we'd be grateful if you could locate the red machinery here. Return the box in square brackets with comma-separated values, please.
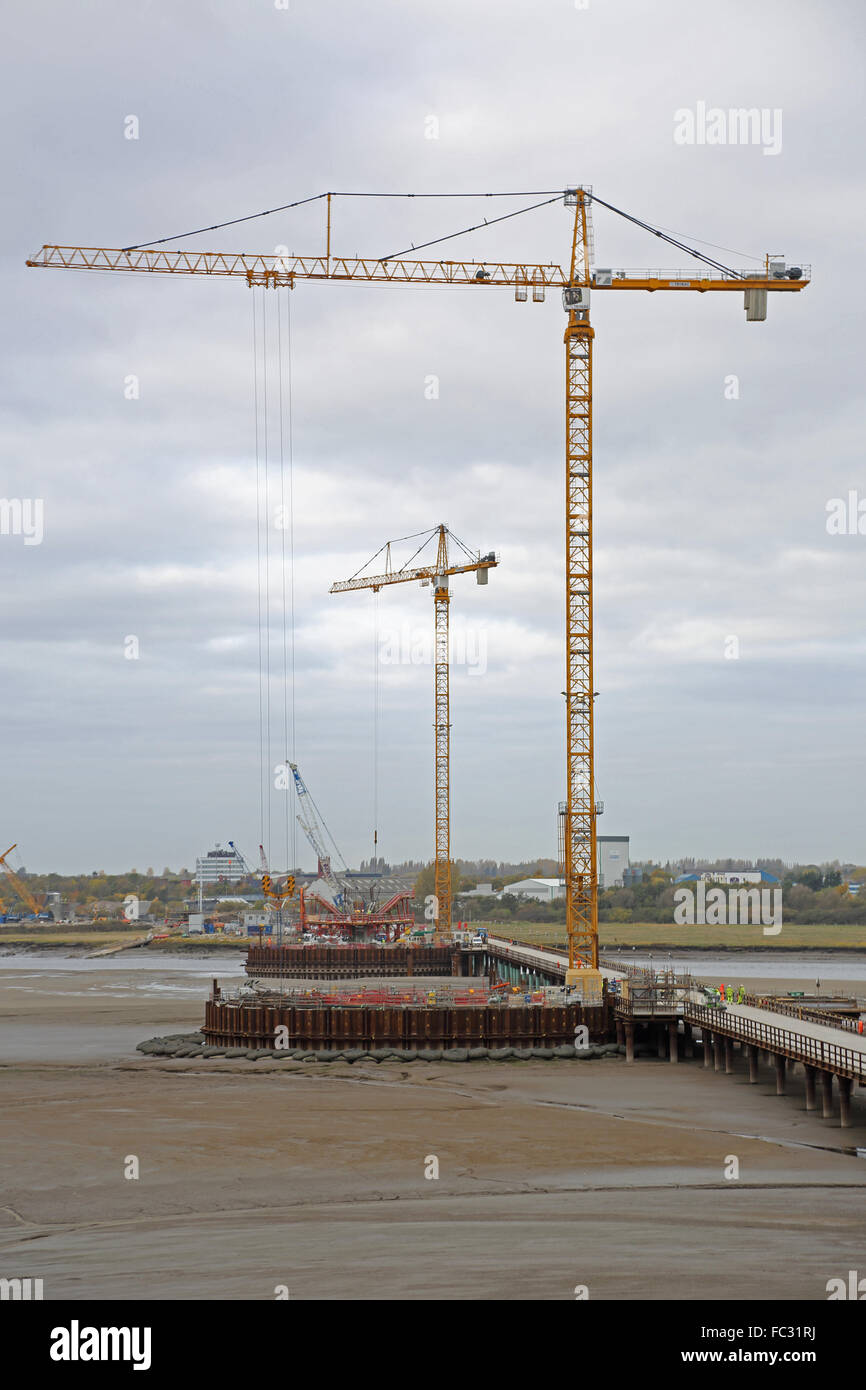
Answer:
[298, 885, 415, 944]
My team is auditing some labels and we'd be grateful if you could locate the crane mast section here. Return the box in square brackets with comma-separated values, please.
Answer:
[564, 319, 597, 971]
[433, 589, 451, 934]
[564, 189, 598, 973]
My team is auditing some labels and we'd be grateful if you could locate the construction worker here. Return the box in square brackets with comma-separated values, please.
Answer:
[737, 985, 746, 1005]
[719, 983, 726, 1001]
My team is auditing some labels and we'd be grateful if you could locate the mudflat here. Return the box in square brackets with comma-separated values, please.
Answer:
[1, 959, 864, 1300]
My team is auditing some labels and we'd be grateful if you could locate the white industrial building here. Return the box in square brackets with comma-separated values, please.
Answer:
[195, 845, 248, 886]
[502, 877, 564, 902]
[598, 836, 629, 889]
[461, 840, 631, 902]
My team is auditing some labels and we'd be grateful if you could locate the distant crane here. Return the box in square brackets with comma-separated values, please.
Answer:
[288, 762, 346, 908]
[331, 523, 497, 936]
[227, 840, 254, 876]
[227, 838, 289, 910]
[0, 844, 46, 918]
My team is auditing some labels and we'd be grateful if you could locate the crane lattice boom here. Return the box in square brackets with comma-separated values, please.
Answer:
[27, 244, 810, 296]
[288, 763, 345, 907]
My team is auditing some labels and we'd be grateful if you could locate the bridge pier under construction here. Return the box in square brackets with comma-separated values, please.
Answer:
[201, 936, 865, 1133]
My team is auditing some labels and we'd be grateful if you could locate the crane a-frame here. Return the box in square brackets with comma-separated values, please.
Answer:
[27, 187, 809, 981]
[330, 523, 498, 935]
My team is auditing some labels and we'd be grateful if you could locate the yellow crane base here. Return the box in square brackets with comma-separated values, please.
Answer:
[565, 966, 603, 990]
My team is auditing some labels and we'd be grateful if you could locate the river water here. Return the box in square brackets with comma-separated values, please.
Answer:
[0, 950, 248, 1062]
[0, 948, 862, 1064]
[614, 950, 866, 988]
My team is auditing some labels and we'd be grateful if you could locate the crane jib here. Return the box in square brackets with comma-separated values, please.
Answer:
[26, 247, 809, 293]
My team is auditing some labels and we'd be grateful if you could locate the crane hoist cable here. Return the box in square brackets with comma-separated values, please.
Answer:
[262, 288, 272, 866]
[254, 286, 296, 876]
[277, 285, 296, 875]
[372, 589, 380, 866]
[252, 291, 265, 851]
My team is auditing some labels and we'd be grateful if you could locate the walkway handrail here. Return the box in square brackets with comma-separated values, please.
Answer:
[743, 993, 861, 1033]
[685, 1003, 866, 1083]
[487, 938, 566, 977]
[600, 956, 651, 979]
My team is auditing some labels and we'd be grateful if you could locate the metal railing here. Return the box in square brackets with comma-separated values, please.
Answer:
[685, 1003, 866, 1083]
[591, 265, 811, 285]
[487, 939, 566, 977]
[743, 994, 862, 1034]
[232, 982, 595, 1010]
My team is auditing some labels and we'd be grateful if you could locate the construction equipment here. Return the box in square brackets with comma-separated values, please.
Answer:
[288, 762, 346, 908]
[297, 883, 413, 942]
[26, 190, 809, 980]
[0, 844, 46, 919]
[331, 523, 497, 936]
[227, 840, 254, 877]
[244, 839, 294, 911]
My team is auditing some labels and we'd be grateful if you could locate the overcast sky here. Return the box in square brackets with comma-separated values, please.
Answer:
[2, 0, 864, 874]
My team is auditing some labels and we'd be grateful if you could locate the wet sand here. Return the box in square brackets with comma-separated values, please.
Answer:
[1, 956, 865, 1300]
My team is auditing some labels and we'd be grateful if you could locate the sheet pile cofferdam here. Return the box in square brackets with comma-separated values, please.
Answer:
[203, 995, 612, 1051]
[246, 943, 463, 979]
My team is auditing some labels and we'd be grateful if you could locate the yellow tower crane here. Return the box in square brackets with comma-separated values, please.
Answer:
[330, 523, 498, 936]
[26, 187, 810, 982]
[0, 844, 46, 918]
